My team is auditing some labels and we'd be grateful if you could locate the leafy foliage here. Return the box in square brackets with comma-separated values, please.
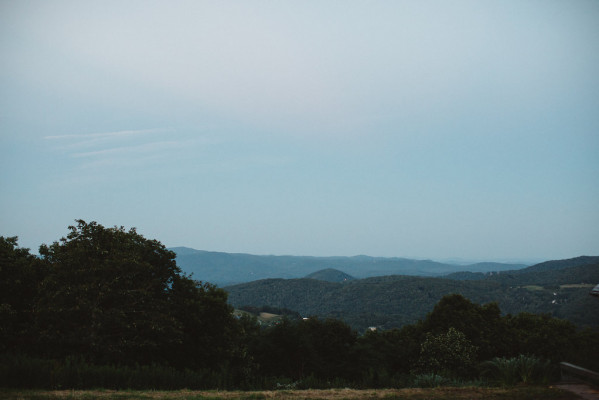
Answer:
[502, 312, 578, 362]
[3, 221, 240, 371]
[35, 221, 184, 365]
[420, 294, 507, 360]
[415, 328, 478, 378]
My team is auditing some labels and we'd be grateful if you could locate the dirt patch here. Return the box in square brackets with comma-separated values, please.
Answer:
[555, 384, 599, 400]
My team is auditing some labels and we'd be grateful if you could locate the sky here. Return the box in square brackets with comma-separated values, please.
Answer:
[1, 0, 598, 263]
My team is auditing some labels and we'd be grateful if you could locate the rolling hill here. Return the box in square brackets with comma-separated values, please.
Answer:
[445, 256, 599, 282]
[305, 268, 355, 282]
[224, 258, 599, 332]
[506, 255, 599, 273]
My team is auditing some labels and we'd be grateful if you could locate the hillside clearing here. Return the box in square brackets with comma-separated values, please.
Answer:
[259, 312, 279, 320]
[521, 285, 544, 291]
[560, 284, 595, 288]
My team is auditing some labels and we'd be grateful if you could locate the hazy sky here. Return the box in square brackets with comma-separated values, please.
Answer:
[1, 0, 598, 262]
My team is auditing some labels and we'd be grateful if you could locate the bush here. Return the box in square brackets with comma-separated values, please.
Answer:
[415, 327, 478, 378]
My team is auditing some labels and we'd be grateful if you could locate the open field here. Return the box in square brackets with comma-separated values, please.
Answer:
[560, 284, 595, 289]
[521, 285, 544, 291]
[258, 312, 281, 321]
[0, 386, 582, 400]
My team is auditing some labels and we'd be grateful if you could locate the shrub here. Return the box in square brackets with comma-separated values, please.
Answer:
[415, 327, 478, 378]
[411, 373, 451, 388]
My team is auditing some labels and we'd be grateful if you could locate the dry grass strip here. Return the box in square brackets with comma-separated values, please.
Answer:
[0, 386, 581, 400]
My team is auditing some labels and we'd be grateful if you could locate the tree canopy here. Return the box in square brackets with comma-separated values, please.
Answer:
[4, 220, 239, 369]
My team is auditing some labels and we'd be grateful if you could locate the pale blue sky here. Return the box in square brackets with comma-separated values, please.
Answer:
[1, 0, 598, 262]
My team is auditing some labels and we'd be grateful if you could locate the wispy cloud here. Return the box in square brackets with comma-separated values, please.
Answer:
[42, 127, 201, 175]
[44, 128, 173, 152]
[44, 129, 163, 141]
[72, 140, 186, 159]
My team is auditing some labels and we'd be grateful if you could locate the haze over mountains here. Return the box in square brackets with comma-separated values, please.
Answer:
[171, 247, 529, 286]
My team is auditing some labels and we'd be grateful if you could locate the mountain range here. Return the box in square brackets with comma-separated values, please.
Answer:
[171, 247, 528, 286]
[223, 256, 599, 332]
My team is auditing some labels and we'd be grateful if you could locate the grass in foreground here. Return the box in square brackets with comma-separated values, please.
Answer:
[0, 386, 580, 400]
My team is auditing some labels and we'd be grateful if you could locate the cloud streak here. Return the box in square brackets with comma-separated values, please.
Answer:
[44, 129, 165, 141]
[42, 128, 197, 175]
[43, 129, 173, 152]
[71, 140, 186, 159]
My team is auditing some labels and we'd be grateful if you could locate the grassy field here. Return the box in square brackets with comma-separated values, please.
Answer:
[559, 283, 594, 288]
[521, 285, 545, 291]
[233, 310, 285, 325]
[0, 386, 581, 400]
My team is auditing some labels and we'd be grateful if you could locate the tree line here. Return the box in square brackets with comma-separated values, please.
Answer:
[1, 220, 598, 389]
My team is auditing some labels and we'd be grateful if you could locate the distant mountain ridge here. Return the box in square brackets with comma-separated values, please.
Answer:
[170, 247, 529, 286]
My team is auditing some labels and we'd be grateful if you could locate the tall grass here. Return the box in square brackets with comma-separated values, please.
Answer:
[0, 354, 231, 390]
[480, 355, 558, 386]
[410, 374, 451, 388]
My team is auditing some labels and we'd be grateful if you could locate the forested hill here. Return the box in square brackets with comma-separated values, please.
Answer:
[445, 255, 599, 281]
[225, 260, 599, 332]
[171, 247, 527, 286]
[305, 268, 355, 282]
[508, 255, 599, 273]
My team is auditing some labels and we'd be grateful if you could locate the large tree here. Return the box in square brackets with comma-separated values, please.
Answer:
[420, 293, 508, 360]
[34, 220, 238, 368]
